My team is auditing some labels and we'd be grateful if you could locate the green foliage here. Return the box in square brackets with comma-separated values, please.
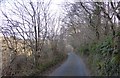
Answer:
[79, 36, 120, 76]
[29, 53, 66, 76]
[116, 31, 120, 36]
[79, 45, 90, 56]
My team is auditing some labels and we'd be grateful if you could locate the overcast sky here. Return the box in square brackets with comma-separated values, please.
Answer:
[0, 0, 75, 36]
[0, 0, 118, 37]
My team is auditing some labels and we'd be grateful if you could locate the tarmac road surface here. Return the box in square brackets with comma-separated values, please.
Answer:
[50, 52, 89, 76]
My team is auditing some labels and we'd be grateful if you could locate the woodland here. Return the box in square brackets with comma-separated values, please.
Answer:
[0, 0, 120, 76]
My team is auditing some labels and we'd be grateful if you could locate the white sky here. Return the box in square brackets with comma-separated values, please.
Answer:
[0, 0, 119, 37]
[0, 0, 74, 37]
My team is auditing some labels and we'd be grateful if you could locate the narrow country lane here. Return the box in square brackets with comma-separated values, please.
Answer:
[50, 52, 89, 76]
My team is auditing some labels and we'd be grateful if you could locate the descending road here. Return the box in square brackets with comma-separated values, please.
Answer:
[50, 52, 89, 76]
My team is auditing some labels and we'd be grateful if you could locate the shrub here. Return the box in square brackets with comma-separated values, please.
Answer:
[79, 36, 120, 76]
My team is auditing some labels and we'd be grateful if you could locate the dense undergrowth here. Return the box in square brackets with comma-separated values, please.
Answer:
[30, 53, 67, 76]
[2, 52, 67, 76]
[79, 35, 120, 76]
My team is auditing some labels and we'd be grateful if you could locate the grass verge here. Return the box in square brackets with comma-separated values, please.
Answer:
[30, 53, 67, 76]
